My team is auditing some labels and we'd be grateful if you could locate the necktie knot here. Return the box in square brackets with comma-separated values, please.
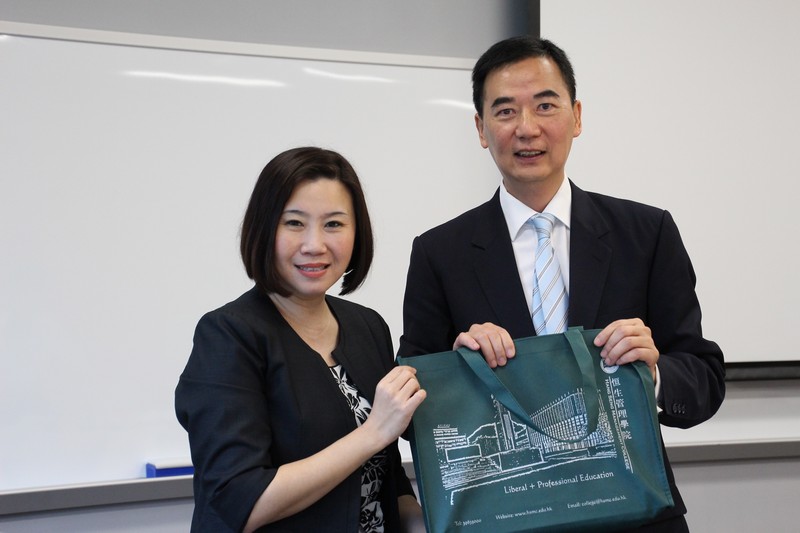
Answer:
[530, 213, 556, 242]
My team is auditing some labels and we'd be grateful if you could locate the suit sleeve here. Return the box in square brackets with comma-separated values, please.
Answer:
[374, 310, 417, 498]
[175, 310, 275, 531]
[397, 235, 457, 357]
[648, 210, 726, 429]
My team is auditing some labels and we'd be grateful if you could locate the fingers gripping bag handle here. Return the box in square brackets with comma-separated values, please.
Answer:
[457, 327, 600, 443]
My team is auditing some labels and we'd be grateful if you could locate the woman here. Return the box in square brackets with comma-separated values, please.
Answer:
[175, 147, 426, 532]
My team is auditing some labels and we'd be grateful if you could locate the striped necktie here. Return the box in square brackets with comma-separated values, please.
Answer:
[529, 213, 568, 335]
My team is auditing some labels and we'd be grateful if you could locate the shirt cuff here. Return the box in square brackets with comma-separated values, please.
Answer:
[654, 364, 663, 412]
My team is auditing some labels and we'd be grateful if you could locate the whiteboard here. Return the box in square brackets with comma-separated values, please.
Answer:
[0, 31, 497, 491]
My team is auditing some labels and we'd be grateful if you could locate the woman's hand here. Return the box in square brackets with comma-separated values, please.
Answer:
[362, 366, 426, 447]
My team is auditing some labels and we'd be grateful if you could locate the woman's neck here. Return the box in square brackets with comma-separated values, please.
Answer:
[269, 293, 338, 365]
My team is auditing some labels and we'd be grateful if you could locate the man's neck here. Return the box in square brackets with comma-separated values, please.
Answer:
[502, 176, 565, 213]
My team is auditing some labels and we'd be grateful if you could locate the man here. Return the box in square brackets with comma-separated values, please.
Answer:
[397, 36, 725, 531]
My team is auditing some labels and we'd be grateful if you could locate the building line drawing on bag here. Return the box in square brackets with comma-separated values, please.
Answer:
[431, 376, 635, 505]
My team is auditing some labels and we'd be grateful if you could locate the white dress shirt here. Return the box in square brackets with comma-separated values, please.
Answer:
[498, 177, 662, 397]
[499, 177, 572, 317]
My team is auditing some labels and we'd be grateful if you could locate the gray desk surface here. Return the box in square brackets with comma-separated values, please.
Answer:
[2, 439, 799, 517]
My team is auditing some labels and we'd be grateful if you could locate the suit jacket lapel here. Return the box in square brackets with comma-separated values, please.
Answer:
[327, 297, 383, 404]
[568, 181, 612, 329]
[471, 190, 537, 339]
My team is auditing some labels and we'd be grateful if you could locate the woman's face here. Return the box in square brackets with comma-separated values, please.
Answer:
[273, 178, 356, 301]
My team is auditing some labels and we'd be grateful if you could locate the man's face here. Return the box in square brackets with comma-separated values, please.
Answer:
[475, 56, 582, 199]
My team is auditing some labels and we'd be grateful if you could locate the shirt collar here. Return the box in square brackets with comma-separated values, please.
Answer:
[499, 178, 573, 239]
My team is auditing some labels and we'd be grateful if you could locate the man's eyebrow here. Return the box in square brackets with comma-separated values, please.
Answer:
[489, 96, 514, 109]
[533, 89, 561, 99]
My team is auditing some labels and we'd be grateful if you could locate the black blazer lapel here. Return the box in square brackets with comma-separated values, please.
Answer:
[471, 191, 537, 339]
[568, 181, 612, 329]
[327, 297, 386, 405]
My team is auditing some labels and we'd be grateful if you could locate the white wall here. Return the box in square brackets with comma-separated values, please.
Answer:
[541, 0, 800, 365]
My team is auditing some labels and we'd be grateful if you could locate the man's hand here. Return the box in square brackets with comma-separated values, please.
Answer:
[453, 322, 515, 368]
[594, 318, 659, 379]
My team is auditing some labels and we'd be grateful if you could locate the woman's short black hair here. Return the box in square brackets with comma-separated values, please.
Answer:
[472, 36, 577, 118]
[240, 146, 374, 296]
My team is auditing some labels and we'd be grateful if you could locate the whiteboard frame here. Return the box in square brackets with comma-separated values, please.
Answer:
[0, 21, 475, 69]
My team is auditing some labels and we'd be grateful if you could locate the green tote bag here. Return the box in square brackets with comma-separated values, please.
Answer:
[398, 328, 673, 532]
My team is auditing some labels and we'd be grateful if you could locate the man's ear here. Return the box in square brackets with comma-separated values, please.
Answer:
[572, 100, 583, 138]
[475, 113, 489, 149]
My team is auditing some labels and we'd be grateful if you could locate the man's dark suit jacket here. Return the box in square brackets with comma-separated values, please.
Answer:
[176, 288, 413, 532]
[398, 181, 725, 527]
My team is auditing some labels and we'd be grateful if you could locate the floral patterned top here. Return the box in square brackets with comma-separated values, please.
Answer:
[329, 364, 389, 533]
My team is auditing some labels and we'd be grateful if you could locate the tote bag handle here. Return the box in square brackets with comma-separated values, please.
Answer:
[457, 328, 601, 443]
